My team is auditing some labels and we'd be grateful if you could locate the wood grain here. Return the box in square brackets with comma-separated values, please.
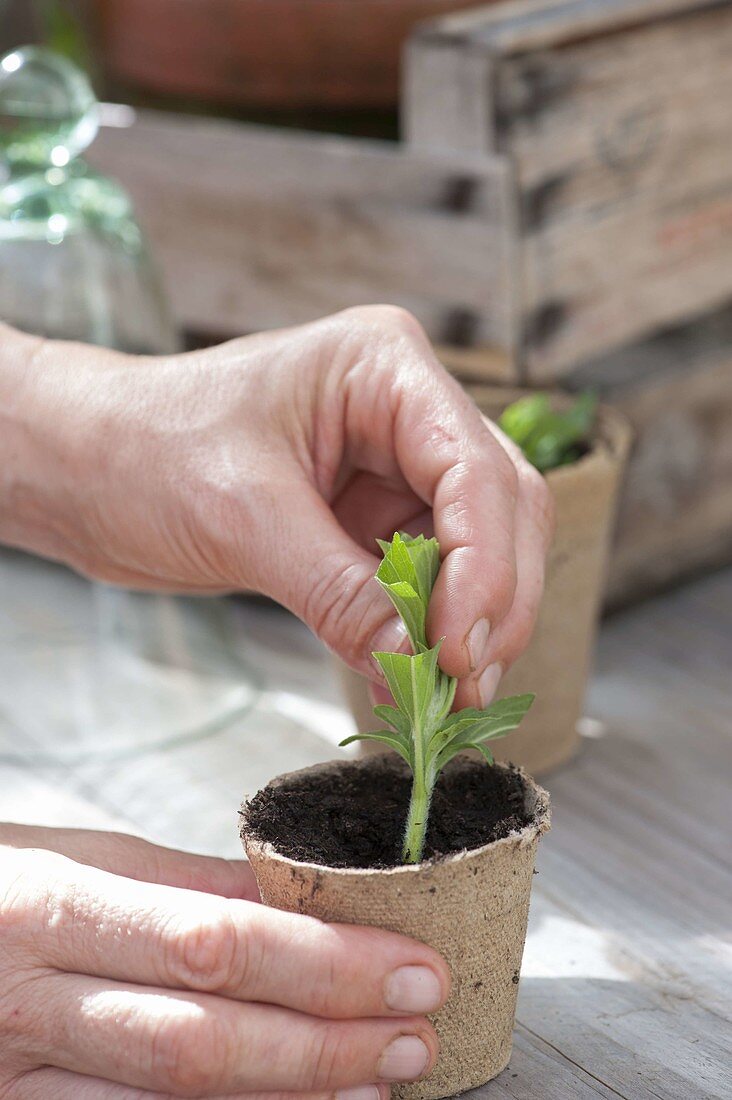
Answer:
[89, 110, 518, 353]
[407, 0, 732, 378]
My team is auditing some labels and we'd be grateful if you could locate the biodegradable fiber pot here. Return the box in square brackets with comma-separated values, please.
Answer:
[338, 394, 631, 777]
[240, 756, 550, 1099]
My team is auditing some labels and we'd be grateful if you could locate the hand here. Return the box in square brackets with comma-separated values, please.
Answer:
[0, 826, 448, 1097]
[1, 307, 554, 707]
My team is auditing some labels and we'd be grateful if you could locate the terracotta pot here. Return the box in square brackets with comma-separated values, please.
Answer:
[241, 756, 550, 1099]
[93, 0, 496, 111]
[337, 393, 632, 777]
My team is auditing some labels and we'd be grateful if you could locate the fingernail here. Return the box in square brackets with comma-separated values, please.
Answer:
[378, 1035, 431, 1081]
[466, 617, 491, 673]
[478, 662, 503, 707]
[371, 617, 409, 657]
[385, 965, 443, 1013]
[336, 1088, 382, 1100]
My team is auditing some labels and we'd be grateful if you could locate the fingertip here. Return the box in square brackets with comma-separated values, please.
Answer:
[428, 550, 516, 680]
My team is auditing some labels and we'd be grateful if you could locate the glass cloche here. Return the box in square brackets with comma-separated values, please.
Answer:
[0, 47, 256, 764]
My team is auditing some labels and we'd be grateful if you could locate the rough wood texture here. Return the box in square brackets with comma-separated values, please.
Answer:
[2, 565, 731, 1098]
[569, 310, 732, 607]
[442, 306, 732, 607]
[89, 110, 517, 352]
[407, 0, 732, 378]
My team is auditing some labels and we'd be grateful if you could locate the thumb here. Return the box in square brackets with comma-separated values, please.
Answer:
[249, 482, 407, 678]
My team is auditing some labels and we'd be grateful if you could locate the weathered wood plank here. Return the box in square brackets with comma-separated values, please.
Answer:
[406, 0, 732, 378]
[88, 110, 518, 354]
[411, 0, 725, 54]
[403, 35, 498, 153]
[566, 309, 732, 607]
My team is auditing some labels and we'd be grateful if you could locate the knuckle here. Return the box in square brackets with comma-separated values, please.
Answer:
[150, 1011, 236, 1095]
[165, 907, 242, 993]
[0, 848, 68, 945]
[346, 304, 427, 345]
[304, 1023, 352, 1090]
[303, 561, 375, 668]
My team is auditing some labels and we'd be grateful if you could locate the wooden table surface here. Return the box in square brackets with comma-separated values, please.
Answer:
[1, 558, 730, 1100]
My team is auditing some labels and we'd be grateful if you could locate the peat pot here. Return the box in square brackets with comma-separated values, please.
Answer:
[338, 392, 632, 776]
[240, 755, 550, 1099]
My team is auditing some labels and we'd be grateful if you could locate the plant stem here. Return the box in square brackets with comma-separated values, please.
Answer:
[402, 770, 434, 864]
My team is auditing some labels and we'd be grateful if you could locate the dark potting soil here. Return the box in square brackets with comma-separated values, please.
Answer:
[242, 756, 533, 869]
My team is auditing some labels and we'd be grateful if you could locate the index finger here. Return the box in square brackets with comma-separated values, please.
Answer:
[23, 849, 451, 1020]
[376, 347, 520, 681]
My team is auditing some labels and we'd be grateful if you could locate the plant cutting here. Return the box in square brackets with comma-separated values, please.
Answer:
[338, 531, 534, 864]
[337, 389, 631, 777]
[240, 533, 550, 1099]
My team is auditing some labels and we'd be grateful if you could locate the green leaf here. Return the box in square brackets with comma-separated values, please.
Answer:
[376, 578, 426, 653]
[440, 694, 535, 743]
[474, 743, 495, 765]
[339, 731, 412, 767]
[499, 392, 597, 472]
[373, 645, 441, 731]
[375, 532, 440, 651]
[373, 704, 411, 738]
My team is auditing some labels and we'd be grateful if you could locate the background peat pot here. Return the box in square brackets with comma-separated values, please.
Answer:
[241, 757, 551, 1099]
[338, 393, 632, 777]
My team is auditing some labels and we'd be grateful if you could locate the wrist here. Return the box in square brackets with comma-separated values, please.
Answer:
[0, 324, 107, 567]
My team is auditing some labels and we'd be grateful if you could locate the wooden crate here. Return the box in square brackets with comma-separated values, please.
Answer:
[90, 112, 518, 356]
[405, 0, 732, 379]
[90, 0, 732, 382]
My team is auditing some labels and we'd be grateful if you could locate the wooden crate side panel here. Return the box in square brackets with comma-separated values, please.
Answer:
[406, 1, 732, 379]
[444, 306, 732, 606]
[497, 3, 732, 377]
[89, 111, 518, 354]
[604, 354, 732, 607]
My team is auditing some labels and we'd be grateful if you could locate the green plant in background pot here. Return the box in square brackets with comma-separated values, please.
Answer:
[499, 391, 597, 472]
[241, 534, 550, 1099]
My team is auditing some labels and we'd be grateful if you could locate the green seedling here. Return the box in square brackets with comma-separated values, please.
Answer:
[499, 391, 597, 472]
[340, 532, 534, 864]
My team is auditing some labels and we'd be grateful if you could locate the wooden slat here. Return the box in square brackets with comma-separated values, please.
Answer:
[410, 0, 724, 54]
[565, 307, 732, 607]
[88, 110, 518, 356]
[406, 0, 732, 379]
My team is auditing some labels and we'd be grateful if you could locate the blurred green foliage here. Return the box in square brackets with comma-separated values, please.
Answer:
[35, 1, 92, 74]
[499, 392, 597, 473]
